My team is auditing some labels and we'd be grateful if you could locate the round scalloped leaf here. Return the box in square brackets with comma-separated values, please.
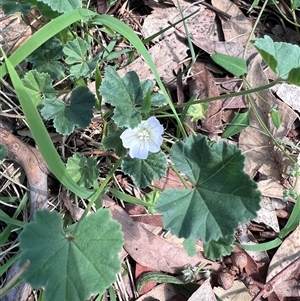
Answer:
[19, 209, 123, 301]
[66, 153, 99, 188]
[155, 135, 261, 243]
[122, 151, 167, 188]
[253, 35, 300, 85]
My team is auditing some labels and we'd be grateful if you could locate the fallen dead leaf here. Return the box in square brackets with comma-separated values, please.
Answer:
[153, 167, 192, 190]
[190, 61, 222, 134]
[118, 32, 188, 83]
[272, 82, 300, 112]
[188, 278, 217, 301]
[213, 279, 252, 301]
[253, 196, 280, 233]
[135, 264, 157, 295]
[103, 195, 221, 274]
[257, 178, 285, 200]
[238, 54, 297, 180]
[266, 225, 300, 300]
[211, 0, 253, 45]
[135, 283, 180, 301]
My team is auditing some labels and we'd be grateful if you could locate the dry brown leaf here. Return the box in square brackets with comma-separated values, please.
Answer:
[238, 55, 297, 179]
[142, 5, 215, 41]
[153, 167, 191, 190]
[213, 280, 252, 301]
[190, 62, 221, 133]
[60, 191, 87, 222]
[103, 195, 221, 274]
[266, 225, 300, 300]
[272, 82, 300, 112]
[135, 283, 178, 301]
[120, 6, 216, 83]
[118, 32, 188, 83]
[236, 224, 269, 264]
[253, 196, 280, 233]
[95, 0, 109, 13]
[135, 264, 157, 295]
[0, 8, 31, 53]
[211, 0, 252, 45]
[257, 179, 285, 200]
[188, 278, 216, 301]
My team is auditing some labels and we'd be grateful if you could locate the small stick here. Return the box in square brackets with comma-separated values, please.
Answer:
[251, 255, 300, 301]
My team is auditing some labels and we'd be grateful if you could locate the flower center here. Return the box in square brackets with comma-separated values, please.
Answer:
[138, 129, 150, 141]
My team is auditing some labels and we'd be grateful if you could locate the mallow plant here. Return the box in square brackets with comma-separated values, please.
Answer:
[0, 1, 300, 300]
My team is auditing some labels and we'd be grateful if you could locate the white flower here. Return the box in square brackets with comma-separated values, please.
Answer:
[120, 116, 164, 159]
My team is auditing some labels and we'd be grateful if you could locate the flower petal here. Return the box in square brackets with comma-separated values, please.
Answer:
[120, 128, 138, 148]
[144, 117, 164, 135]
[148, 135, 163, 152]
[129, 141, 149, 159]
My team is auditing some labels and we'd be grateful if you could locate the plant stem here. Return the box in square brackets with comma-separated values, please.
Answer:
[243, 0, 269, 59]
[76, 157, 123, 225]
[153, 79, 279, 112]
[244, 80, 296, 164]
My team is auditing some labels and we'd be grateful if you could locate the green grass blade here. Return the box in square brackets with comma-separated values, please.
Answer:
[91, 14, 186, 137]
[2, 52, 93, 199]
[0, 9, 96, 78]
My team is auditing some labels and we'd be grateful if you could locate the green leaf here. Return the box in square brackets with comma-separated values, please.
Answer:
[69, 55, 99, 78]
[66, 153, 99, 188]
[211, 54, 247, 77]
[150, 93, 167, 107]
[26, 37, 65, 80]
[270, 104, 281, 129]
[247, 0, 260, 13]
[41, 86, 95, 135]
[204, 236, 235, 260]
[100, 67, 143, 128]
[0, 144, 7, 159]
[38, 0, 80, 13]
[253, 35, 300, 85]
[22, 70, 56, 107]
[140, 79, 153, 103]
[279, 195, 300, 238]
[186, 103, 208, 122]
[19, 209, 123, 301]
[238, 238, 282, 252]
[122, 151, 167, 188]
[155, 135, 261, 243]
[221, 111, 250, 138]
[103, 125, 127, 157]
[183, 237, 197, 257]
[36, 1, 60, 19]
[2, 0, 31, 14]
[63, 37, 99, 78]
[292, 0, 300, 10]
[137, 272, 185, 292]
[143, 190, 160, 214]
[2, 42, 93, 201]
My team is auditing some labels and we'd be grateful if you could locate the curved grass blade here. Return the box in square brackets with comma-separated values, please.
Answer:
[2, 52, 93, 199]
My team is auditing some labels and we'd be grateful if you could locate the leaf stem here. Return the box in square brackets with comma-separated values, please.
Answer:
[76, 157, 123, 225]
[153, 80, 279, 112]
[244, 79, 296, 164]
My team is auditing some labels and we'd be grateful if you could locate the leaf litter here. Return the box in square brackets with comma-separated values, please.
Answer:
[2, 0, 300, 300]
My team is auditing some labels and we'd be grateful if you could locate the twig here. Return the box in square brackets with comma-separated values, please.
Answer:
[0, 122, 49, 301]
[251, 255, 300, 301]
